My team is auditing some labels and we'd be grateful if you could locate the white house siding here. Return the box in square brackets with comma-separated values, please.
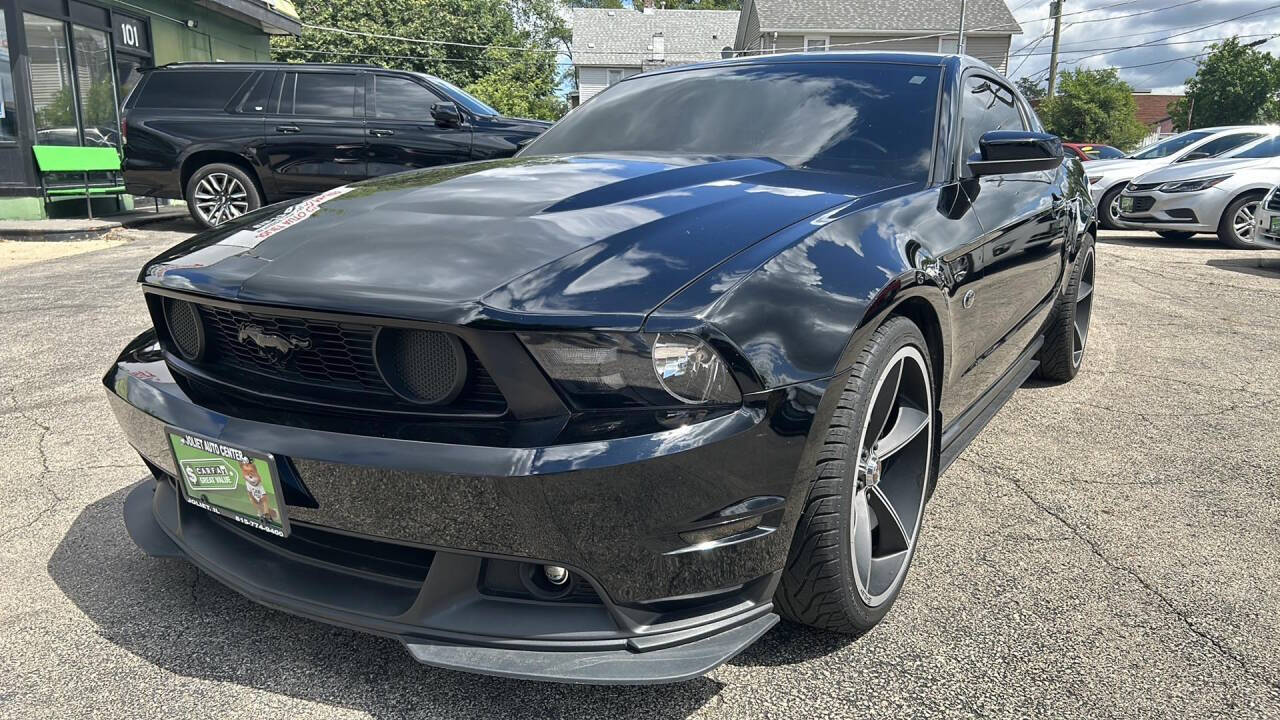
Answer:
[577, 66, 641, 104]
[774, 34, 945, 53]
[964, 35, 1011, 72]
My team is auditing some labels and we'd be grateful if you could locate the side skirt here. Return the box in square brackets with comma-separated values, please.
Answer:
[938, 336, 1043, 474]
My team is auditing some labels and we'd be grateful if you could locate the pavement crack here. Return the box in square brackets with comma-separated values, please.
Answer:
[957, 456, 1280, 696]
[0, 384, 66, 540]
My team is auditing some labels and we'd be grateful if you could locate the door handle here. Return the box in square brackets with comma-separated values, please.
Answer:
[275, 124, 300, 134]
[369, 128, 395, 137]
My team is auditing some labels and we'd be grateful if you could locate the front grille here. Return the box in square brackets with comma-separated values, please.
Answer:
[1126, 196, 1156, 213]
[163, 300, 506, 415]
[1267, 192, 1280, 211]
[1127, 181, 1161, 192]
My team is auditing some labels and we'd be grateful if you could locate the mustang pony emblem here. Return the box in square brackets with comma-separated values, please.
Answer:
[236, 324, 312, 361]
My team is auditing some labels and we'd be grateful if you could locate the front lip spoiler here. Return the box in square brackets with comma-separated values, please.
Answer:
[124, 479, 779, 685]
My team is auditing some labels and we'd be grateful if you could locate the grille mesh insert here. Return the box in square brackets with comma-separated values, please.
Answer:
[164, 299, 203, 360]
[376, 329, 466, 405]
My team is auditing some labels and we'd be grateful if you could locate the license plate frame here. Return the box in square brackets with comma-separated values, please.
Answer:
[1119, 196, 1134, 213]
[166, 427, 291, 538]
[1270, 215, 1280, 233]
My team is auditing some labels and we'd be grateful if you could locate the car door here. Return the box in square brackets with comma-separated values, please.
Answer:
[956, 73, 1068, 396]
[365, 74, 473, 176]
[261, 70, 367, 198]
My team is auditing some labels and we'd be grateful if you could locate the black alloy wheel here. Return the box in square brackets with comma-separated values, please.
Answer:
[777, 316, 934, 633]
[1038, 237, 1095, 381]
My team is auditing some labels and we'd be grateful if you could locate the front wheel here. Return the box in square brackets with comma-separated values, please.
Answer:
[1217, 194, 1264, 249]
[1099, 185, 1125, 230]
[186, 163, 261, 229]
[776, 316, 934, 634]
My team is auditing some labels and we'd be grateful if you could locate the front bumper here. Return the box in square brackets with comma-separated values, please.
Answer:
[107, 332, 822, 683]
[1115, 186, 1227, 233]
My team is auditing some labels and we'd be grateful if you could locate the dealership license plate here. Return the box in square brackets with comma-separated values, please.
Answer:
[1119, 196, 1134, 213]
[167, 428, 290, 537]
[1271, 216, 1280, 232]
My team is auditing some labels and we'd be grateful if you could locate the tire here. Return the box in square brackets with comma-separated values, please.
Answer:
[1217, 193, 1264, 249]
[1156, 230, 1195, 242]
[1099, 185, 1125, 230]
[1037, 234, 1096, 382]
[776, 316, 935, 635]
[185, 163, 261, 229]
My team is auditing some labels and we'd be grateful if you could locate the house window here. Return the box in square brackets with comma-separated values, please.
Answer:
[607, 69, 624, 85]
[0, 14, 16, 142]
[804, 36, 829, 52]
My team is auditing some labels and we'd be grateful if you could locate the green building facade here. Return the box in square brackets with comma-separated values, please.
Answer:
[0, 0, 299, 220]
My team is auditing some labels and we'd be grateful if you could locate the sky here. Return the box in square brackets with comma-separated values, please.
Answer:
[1004, 0, 1280, 93]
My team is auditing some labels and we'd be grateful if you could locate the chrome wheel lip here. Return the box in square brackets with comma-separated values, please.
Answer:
[850, 344, 932, 608]
[1233, 200, 1259, 242]
[1108, 194, 1121, 225]
[193, 172, 250, 226]
[1072, 246, 1095, 368]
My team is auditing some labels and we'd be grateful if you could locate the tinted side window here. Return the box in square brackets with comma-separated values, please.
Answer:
[1193, 133, 1262, 158]
[374, 76, 442, 120]
[240, 72, 275, 114]
[135, 70, 252, 109]
[291, 72, 357, 117]
[959, 75, 1025, 161]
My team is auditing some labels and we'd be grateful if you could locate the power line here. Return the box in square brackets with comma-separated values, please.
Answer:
[1055, 3, 1280, 70]
[1009, 32, 1278, 58]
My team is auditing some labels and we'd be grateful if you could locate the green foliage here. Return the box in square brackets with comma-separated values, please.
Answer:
[1015, 76, 1046, 102]
[668, 0, 740, 8]
[1168, 38, 1280, 130]
[564, 0, 625, 7]
[272, 0, 568, 120]
[1038, 68, 1148, 150]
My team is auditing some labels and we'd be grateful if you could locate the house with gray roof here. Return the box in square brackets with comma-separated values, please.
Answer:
[571, 4, 740, 105]
[734, 0, 1022, 72]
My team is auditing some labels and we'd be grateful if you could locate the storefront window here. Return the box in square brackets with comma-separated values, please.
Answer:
[0, 14, 17, 142]
[72, 24, 118, 147]
[24, 13, 78, 146]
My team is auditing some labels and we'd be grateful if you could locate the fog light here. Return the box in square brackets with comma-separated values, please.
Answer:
[543, 565, 569, 585]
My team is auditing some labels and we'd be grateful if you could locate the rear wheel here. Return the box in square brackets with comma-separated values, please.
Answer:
[186, 163, 261, 229]
[1217, 194, 1264, 249]
[776, 316, 934, 634]
[1037, 235, 1095, 382]
[1156, 230, 1195, 242]
[1099, 185, 1125, 230]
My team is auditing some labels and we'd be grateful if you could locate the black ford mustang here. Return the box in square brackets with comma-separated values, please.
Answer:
[105, 53, 1096, 684]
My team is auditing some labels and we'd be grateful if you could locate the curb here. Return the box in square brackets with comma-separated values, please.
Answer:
[0, 209, 189, 242]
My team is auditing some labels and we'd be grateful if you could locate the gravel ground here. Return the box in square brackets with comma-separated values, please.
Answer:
[1, 220, 1277, 719]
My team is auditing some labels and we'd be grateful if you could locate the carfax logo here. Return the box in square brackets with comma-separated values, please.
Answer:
[179, 458, 239, 491]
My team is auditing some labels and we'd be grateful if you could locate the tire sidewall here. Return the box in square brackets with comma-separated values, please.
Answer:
[1218, 194, 1263, 249]
[185, 163, 261, 229]
[1099, 186, 1124, 230]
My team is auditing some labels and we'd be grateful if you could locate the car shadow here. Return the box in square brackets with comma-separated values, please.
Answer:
[1095, 232, 1218, 250]
[1206, 257, 1280, 279]
[49, 485, 726, 718]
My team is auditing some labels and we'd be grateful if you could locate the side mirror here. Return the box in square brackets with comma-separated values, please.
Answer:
[968, 131, 1064, 176]
[431, 101, 463, 128]
[1177, 151, 1210, 162]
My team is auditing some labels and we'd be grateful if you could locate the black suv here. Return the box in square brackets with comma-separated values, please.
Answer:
[122, 63, 552, 228]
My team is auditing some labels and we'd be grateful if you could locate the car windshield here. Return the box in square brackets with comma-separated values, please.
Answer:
[1130, 131, 1213, 160]
[427, 76, 500, 116]
[1228, 134, 1280, 159]
[523, 62, 942, 181]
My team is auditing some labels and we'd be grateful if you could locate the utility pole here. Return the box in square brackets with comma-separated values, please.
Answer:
[958, 0, 967, 55]
[1047, 0, 1064, 98]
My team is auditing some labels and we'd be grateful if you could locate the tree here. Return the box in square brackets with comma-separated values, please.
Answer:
[1015, 76, 1046, 102]
[1038, 68, 1148, 150]
[1168, 38, 1280, 130]
[271, 0, 568, 120]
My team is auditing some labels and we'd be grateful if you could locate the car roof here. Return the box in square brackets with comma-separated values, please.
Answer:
[633, 50, 997, 79]
[147, 61, 453, 86]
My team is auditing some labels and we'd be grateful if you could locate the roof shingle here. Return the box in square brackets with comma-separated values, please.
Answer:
[748, 0, 1021, 33]
[572, 8, 740, 67]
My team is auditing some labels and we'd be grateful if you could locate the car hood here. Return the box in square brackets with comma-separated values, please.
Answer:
[142, 154, 894, 327]
[1085, 157, 1163, 178]
[1132, 156, 1279, 184]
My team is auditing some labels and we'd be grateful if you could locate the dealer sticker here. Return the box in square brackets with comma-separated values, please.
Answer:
[167, 429, 290, 538]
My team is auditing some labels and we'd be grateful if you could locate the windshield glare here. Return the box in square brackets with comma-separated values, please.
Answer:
[524, 62, 942, 182]
[428, 76, 500, 116]
[1131, 131, 1212, 160]
[1230, 135, 1280, 159]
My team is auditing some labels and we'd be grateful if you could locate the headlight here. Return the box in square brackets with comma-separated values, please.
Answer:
[521, 332, 741, 408]
[1157, 175, 1232, 193]
[651, 334, 740, 405]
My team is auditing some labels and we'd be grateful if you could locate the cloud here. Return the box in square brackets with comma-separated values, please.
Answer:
[1006, 0, 1280, 91]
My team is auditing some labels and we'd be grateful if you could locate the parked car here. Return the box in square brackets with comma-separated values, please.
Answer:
[1253, 183, 1280, 249]
[105, 52, 1095, 684]
[1063, 142, 1126, 162]
[122, 62, 551, 228]
[1117, 134, 1280, 248]
[1087, 125, 1277, 229]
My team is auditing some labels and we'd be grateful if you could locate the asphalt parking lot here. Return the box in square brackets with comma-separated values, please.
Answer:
[1, 219, 1277, 719]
